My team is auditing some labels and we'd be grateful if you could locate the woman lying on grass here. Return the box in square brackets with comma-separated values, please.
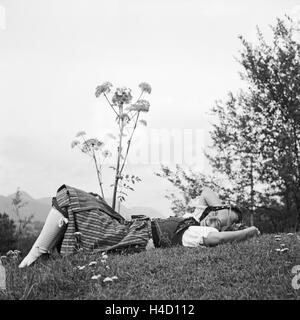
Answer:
[19, 185, 260, 268]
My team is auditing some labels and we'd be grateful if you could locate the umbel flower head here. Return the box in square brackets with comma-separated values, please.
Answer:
[95, 82, 113, 97]
[71, 140, 80, 148]
[129, 99, 150, 112]
[139, 82, 152, 94]
[102, 150, 112, 158]
[112, 87, 133, 105]
[82, 138, 104, 153]
[139, 119, 147, 126]
[76, 131, 86, 138]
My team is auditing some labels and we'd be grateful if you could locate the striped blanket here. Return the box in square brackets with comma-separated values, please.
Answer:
[53, 185, 152, 255]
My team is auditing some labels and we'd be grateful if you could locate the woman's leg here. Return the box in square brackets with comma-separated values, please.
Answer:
[189, 187, 222, 221]
[189, 187, 217, 207]
[199, 187, 223, 206]
[18, 208, 68, 268]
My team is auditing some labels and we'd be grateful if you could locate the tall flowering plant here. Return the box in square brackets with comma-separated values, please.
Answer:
[71, 132, 112, 200]
[95, 82, 151, 210]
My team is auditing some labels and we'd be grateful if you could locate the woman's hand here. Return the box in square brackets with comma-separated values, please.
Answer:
[247, 226, 261, 237]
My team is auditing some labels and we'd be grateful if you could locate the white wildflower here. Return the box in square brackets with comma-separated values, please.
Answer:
[88, 261, 97, 267]
[103, 277, 113, 283]
[77, 266, 86, 270]
[102, 150, 112, 158]
[129, 100, 150, 113]
[112, 87, 132, 105]
[71, 140, 80, 148]
[91, 274, 101, 280]
[82, 139, 104, 152]
[139, 82, 152, 94]
[139, 119, 147, 126]
[76, 131, 86, 137]
[95, 82, 113, 97]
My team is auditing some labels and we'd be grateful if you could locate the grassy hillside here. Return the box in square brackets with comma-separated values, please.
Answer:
[1, 233, 300, 300]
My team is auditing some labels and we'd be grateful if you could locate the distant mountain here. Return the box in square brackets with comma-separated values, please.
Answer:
[0, 191, 52, 222]
[7, 190, 34, 202]
[36, 197, 53, 206]
[0, 191, 166, 223]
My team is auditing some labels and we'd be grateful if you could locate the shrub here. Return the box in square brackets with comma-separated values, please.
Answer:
[0, 213, 16, 255]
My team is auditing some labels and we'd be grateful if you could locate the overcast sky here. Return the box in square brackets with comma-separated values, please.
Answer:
[0, 0, 299, 216]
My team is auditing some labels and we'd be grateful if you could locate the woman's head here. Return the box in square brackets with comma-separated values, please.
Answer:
[205, 216, 221, 231]
[218, 206, 242, 230]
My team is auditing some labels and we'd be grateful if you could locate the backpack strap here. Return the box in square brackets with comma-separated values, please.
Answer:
[199, 205, 231, 222]
[175, 216, 200, 234]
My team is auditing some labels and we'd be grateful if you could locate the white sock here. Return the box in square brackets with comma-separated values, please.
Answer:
[19, 208, 68, 268]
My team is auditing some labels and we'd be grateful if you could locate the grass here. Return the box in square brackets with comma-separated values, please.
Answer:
[1, 233, 300, 300]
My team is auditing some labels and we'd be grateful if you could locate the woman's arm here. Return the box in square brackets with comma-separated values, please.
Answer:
[203, 226, 260, 247]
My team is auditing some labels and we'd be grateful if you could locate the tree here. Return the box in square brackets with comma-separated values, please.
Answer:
[156, 17, 299, 232]
[11, 188, 34, 238]
[207, 17, 300, 230]
[0, 213, 16, 254]
[207, 92, 267, 225]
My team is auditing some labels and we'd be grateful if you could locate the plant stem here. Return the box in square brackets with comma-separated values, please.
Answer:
[136, 91, 144, 102]
[104, 93, 119, 117]
[129, 111, 138, 121]
[92, 150, 105, 199]
[119, 112, 140, 176]
[128, 91, 144, 118]
[112, 104, 124, 210]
